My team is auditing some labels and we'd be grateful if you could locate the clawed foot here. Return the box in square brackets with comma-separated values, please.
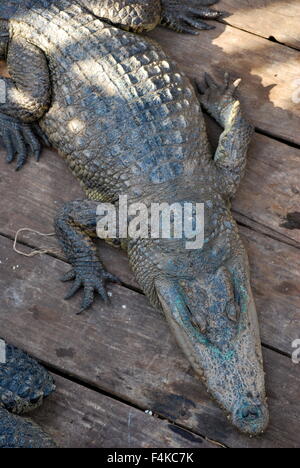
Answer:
[0, 113, 48, 170]
[162, 0, 226, 34]
[196, 72, 242, 126]
[61, 262, 120, 313]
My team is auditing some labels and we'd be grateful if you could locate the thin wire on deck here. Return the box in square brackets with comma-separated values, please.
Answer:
[13, 228, 60, 257]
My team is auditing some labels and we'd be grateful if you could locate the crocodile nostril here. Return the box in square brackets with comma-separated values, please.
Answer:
[241, 405, 261, 420]
[233, 401, 269, 435]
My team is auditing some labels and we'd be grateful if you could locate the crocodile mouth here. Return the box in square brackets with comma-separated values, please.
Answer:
[154, 276, 269, 436]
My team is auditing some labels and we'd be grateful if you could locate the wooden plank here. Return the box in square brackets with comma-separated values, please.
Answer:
[205, 118, 300, 247]
[240, 225, 300, 355]
[218, 0, 300, 50]
[235, 132, 300, 245]
[31, 374, 216, 448]
[149, 22, 300, 145]
[0, 234, 299, 448]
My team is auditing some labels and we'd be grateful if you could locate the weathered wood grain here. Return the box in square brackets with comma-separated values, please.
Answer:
[241, 225, 300, 355]
[31, 374, 216, 448]
[205, 118, 300, 246]
[149, 22, 300, 145]
[218, 0, 300, 50]
[0, 235, 299, 448]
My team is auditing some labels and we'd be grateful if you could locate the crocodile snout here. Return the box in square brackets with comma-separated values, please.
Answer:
[232, 401, 269, 435]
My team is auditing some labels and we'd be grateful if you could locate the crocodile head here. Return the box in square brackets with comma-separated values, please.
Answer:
[155, 261, 269, 435]
[130, 237, 269, 436]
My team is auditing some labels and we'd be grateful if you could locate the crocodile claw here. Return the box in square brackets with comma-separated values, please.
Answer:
[162, 0, 227, 34]
[196, 72, 243, 126]
[0, 113, 46, 170]
[61, 263, 120, 313]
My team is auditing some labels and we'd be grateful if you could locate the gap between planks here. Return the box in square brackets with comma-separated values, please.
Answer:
[45, 367, 227, 448]
[149, 21, 300, 146]
[216, 20, 300, 54]
[216, 0, 300, 51]
[31, 372, 222, 448]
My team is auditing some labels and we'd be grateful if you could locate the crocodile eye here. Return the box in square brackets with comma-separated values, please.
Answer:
[180, 280, 208, 308]
[226, 302, 240, 322]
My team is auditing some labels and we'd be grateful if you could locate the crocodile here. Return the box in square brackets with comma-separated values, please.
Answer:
[0, 0, 269, 436]
[0, 340, 56, 447]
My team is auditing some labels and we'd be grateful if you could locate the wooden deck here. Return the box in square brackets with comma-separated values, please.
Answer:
[0, 1, 300, 448]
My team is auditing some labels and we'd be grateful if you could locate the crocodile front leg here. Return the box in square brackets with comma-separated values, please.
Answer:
[79, 0, 224, 34]
[79, 0, 161, 32]
[55, 200, 120, 313]
[197, 73, 254, 198]
[0, 36, 51, 169]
